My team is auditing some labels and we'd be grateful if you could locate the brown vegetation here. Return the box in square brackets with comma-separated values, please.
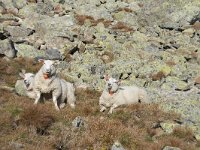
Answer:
[75, 14, 112, 27]
[117, 7, 133, 13]
[150, 71, 166, 81]
[0, 57, 199, 149]
[112, 21, 134, 32]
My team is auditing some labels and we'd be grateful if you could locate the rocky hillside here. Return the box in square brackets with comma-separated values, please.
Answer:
[1, 0, 200, 142]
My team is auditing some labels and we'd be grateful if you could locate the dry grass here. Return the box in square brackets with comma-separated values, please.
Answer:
[75, 14, 134, 32]
[0, 57, 199, 149]
[192, 22, 200, 30]
[0, 57, 42, 86]
[117, 7, 133, 13]
[150, 71, 166, 81]
[75, 14, 112, 27]
[112, 21, 134, 32]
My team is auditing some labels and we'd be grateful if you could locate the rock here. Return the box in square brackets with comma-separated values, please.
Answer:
[111, 141, 125, 150]
[4, 26, 34, 42]
[182, 28, 195, 37]
[34, 15, 74, 38]
[9, 141, 24, 150]
[15, 80, 27, 97]
[161, 77, 189, 91]
[45, 48, 62, 60]
[36, 1, 54, 15]
[15, 43, 45, 58]
[0, 39, 16, 58]
[72, 116, 85, 128]
[160, 122, 179, 134]
[162, 146, 181, 150]
[12, 0, 27, 10]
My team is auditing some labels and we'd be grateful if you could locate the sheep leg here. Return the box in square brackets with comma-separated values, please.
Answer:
[34, 91, 41, 105]
[52, 96, 60, 111]
[108, 104, 118, 114]
[100, 105, 106, 112]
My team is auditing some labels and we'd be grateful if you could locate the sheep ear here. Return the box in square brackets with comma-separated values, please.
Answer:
[117, 80, 121, 85]
[21, 69, 26, 74]
[54, 60, 60, 65]
[38, 59, 44, 63]
[19, 72, 25, 78]
[104, 74, 109, 81]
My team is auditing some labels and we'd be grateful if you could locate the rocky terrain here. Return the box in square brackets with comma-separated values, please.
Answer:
[1, 0, 200, 148]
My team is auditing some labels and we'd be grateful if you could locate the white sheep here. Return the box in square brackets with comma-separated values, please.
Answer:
[19, 70, 76, 109]
[33, 59, 75, 110]
[19, 70, 37, 99]
[99, 76, 150, 114]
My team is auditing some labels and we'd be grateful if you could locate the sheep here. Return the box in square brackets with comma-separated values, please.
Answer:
[33, 59, 75, 110]
[19, 70, 36, 99]
[99, 75, 150, 114]
[19, 70, 76, 109]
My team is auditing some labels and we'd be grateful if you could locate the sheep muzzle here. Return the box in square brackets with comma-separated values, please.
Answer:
[43, 73, 50, 79]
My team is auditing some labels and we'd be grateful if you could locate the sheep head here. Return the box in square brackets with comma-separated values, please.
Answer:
[19, 71, 35, 89]
[104, 76, 120, 95]
[39, 59, 58, 79]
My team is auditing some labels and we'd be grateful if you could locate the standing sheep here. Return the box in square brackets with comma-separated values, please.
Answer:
[19, 70, 76, 109]
[33, 59, 74, 110]
[99, 76, 150, 114]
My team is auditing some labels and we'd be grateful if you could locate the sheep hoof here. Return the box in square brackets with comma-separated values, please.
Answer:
[55, 107, 60, 111]
[100, 107, 106, 112]
[60, 103, 66, 109]
[70, 103, 76, 109]
[108, 110, 113, 114]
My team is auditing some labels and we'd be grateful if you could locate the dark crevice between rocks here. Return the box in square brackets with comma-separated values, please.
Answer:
[190, 12, 200, 25]
[27, 29, 35, 36]
[0, 33, 7, 40]
[159, 26, 184, 32]
[68, 46, 79, 55]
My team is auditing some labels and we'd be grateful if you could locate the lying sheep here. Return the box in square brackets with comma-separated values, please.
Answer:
[33, 59, 76, 110]
[99, 76, 150, 114]
[19, 70, 36, 99]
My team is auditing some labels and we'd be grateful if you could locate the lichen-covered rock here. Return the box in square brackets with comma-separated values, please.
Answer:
[111, 141, 125, 150]
[162, 146, 181, 150]
[15, 43, 45, 58]
[0, 39, 16, 58]
[15, 80, 27, 97]
[4, 26, 34, 42]
[12, 0, 27, 10]
[160, 122, 180, 134]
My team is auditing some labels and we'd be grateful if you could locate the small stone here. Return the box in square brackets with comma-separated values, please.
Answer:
[182, 28, 195, 37]
[9, 141, 24, 150]
[111, 141, 125, 150]
[72, 116, 85, 128]
[162, 146, 181, 150]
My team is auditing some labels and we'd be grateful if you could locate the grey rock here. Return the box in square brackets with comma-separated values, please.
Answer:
[162, 146, 181, 150]
[36, 1, 54, 15]
[12, 0, 27, 10]
[4, 26, 34, 42]
[9, 141, 24, 150]
[15, 43, 45, 58]
[72, 116, 85, 128]
[45, 48, 62, 60]
[15, 80, 27, 97]
[111, 141, 125, 150]
[0, 39, 16, 58]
